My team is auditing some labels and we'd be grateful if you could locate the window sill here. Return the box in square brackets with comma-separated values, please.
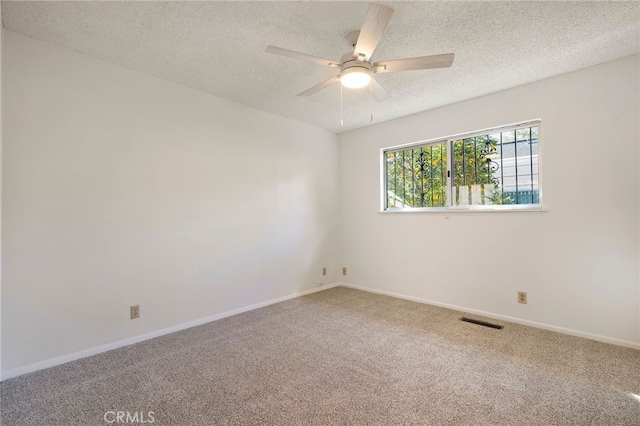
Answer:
[380, 205, 548, 214]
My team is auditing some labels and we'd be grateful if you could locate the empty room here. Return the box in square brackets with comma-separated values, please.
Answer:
[1, 1, 639, 425]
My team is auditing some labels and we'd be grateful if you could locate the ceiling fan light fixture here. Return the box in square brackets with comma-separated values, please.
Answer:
[340, 67, 372, 89]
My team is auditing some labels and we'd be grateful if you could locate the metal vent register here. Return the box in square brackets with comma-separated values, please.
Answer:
[459, 317, 504, 330]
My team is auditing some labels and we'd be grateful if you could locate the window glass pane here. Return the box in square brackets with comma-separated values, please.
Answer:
[503, 126, 539, 204]
[403, 151, 412, 206]
[385, 152, 395, 208]
[452, 136, 500, 205]
[423, 143, 447, 207]
[453, 126, 539, 206]
[383, 121, 540, 210]
[385, 142, 447, 209]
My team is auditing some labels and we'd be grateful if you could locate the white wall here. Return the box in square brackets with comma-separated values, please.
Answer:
[1, 31, 340, 375]
[339, 55, 640, 346]
[2, 29, 638, 380]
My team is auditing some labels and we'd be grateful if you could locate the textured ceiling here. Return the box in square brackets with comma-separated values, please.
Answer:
[2, 1, 639, 133]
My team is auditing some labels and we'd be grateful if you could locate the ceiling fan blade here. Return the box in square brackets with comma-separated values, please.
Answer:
[265, 46, 340, 68]
[371, 78, 391, 102]
[353, 3, 394, 61]
[297, 75, 340, 97]
[373, 53, 455, 74]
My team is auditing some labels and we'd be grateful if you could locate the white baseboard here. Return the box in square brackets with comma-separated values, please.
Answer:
[339, 283, 640, 350]
[0, 283, 340, 381]
[4, 281, 636, 381]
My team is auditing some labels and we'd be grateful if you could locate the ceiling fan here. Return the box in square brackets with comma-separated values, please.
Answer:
[265, 3, 455, 101]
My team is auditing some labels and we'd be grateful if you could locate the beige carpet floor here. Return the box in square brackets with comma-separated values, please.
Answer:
[1, 286, 639, 425]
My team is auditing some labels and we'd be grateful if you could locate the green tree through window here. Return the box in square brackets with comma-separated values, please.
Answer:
[386, 142, 447, 208]
[384, 123, 539, 210]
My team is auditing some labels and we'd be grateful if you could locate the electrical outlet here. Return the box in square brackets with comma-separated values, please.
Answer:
[517, 292, 527, 304]
[322, 267, 327, 276]
[342, 267, 347, 276]
[130, 305, 140, 319]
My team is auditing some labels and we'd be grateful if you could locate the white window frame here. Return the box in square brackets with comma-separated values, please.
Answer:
[380, 119, 544, 213]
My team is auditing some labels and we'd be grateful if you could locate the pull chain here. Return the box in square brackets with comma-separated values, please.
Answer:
[340, 84, 344, 127]
[369, 81, 373, 122]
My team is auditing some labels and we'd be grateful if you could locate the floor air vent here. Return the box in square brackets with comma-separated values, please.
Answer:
[459, 317, 504, 330]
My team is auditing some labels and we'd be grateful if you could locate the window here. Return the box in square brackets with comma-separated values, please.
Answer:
[383, 121, 540, 211]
